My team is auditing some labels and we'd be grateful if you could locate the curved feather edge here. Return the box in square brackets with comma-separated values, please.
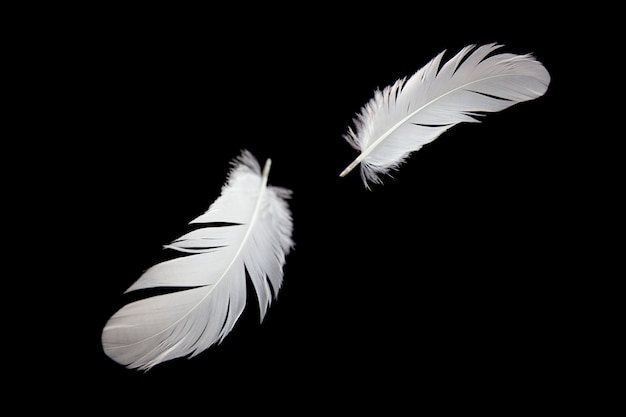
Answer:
[340, 43, 551, 189]
[101, 150, 294, 370]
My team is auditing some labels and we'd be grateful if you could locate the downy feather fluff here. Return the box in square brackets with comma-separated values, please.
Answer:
[101, 150, 293, 370]
[340, 43, 551, 188]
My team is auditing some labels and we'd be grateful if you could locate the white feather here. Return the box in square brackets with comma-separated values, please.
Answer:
[101, 150, 294, 370]
[340, 43, 551, 188]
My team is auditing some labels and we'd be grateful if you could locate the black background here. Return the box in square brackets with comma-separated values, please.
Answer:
[26, 4, 613, 412]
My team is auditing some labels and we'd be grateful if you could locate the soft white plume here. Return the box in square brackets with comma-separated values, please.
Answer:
[101, 150, 294, 370]
[340, 43, 551, 188]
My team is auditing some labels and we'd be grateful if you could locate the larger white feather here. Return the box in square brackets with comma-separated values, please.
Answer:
[101, 150, 294, 370]
[340, 43, 551, 188]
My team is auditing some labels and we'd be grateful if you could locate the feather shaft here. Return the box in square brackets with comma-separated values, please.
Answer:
[340, 72, 524, 177]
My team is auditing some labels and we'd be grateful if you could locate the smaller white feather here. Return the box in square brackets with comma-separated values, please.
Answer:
[340, 43, 551, 188]
[101, 150, 293, 370]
